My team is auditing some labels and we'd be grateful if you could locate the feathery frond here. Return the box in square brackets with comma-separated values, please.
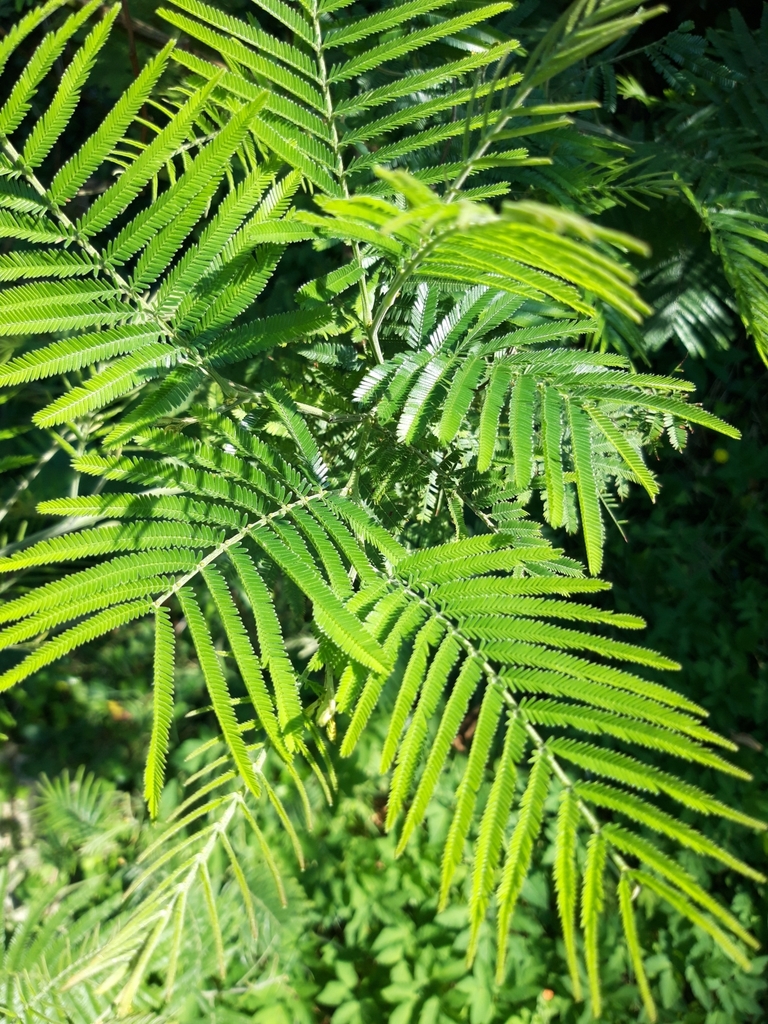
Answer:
[0, 0, 762, 1011]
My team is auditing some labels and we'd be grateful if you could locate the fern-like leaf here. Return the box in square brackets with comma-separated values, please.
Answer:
[553, 787, 583, 1000]
[495, 751, 552, 981]
[144, 607, 176, 819]
[581, 831, 607, 1018]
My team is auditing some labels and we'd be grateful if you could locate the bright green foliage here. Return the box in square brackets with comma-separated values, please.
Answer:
[0, 0, 765, 1017]
[144, 606, 175, 818]
[582, 831, 608, 1018]
[618, 871, 657, 1021]
[554, 787, 582, 1001]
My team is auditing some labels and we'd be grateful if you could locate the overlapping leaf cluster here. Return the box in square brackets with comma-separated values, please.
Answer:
[0, 0, 764, 1018]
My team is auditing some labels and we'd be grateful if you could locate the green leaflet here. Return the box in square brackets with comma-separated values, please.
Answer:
[488, 672, 706, 740]
[437, 353, 484, 444]
[250, 527, 389, 674]
[252, 0, 313, 46]
[478, 361, 513, 472]
[0, 577, 174, 649]
[0, 294, 132, 336]
[0, 326, 161, 386]
[0, 179, 50, 216]
[546, 733, 674, 787]
[397, 656, 483, 853]
[509, 375, 537, 490]
[144, 607, 176, 819]
[548, 736, 757, 814]
[617, 873, 657, 1023]
[219, 828, 258, 940]
[491, 641, 704, 714]
[541, 385, 566, 528]
[248, 117, 340, 196]
[328, 5, 513, 82]
[323, 0, 455, 47]
[444, 594, 644, 629]
[399, 533, 536, 574]
[130, 177, 223, 291]
[0, 522, 222, 571]
[168, 0, 317, 78]
[207, 306, 340, 365]
[0, 552, 199, 625]
[461, 615, 679, 669]
[185, 248, 285, 337]
[568, 401, 604, 575]
[32, 345, 178, 427]
[68, 461, 265, 521]
[201, 566, 285, 758]
[290, 508, 352, 599]
[379, 617, 445, 771]
[467, 714, 527, 964]
[265, 384, 328, 485]
[334, 42, 522, 116]
[495, 751, 552, 981]
[574, 387, 740, 439]
[581, 832, 607, 1019]
[439, 681, 505, 908]
[104, 110, 263, 267]
[431, 577, 612, 601]
[308, 502, 378, 587]
[553, 788, 582, 1000]
[77, 76, 222, 237]
[155, 164, 274, 313]
[324, 495, 407, 565]
[177, 587, 262, 799]
[605, 825, 758, 950]
[385, 634, 462, 829]
[588, 406, 659, 499]
[0, 210, 65, 243]
[341, 600, 426, 758]
[172, 49, 330, 141]
[707, 206, 768, 365]
[102, 367, 207, 449]
[341, 74, 521, 149]
[0, 248, 92, 278]
[520, 699, 744, 778]
[397, 354, 452, 444]
[0, 279, 114, 314]
[228, 544, 303, 744]
[0, 0, 70, 77]
[346, 112, 512, 177]
[159, 11, 322, 112]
